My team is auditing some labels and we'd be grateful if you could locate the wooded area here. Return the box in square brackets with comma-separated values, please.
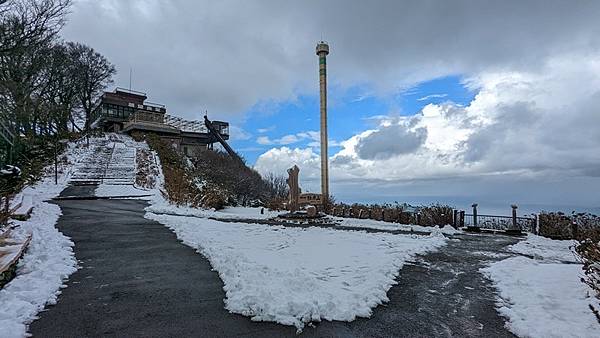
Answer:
[0, 0, 115, 196]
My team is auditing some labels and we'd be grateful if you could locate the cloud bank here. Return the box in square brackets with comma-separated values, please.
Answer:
[255, 55, 600, 206]
[63, 1, 600, 119]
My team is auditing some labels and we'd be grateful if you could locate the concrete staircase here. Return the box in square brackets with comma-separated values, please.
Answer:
[69, 135, 137, 186]
[103, 142, 136, 185]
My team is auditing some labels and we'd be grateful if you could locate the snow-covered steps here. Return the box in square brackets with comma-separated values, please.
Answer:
[102, 142, 136, 185]
[68, 135, 137, 186]
[65, 133, 154, 198]
[69, 139, 113, 185]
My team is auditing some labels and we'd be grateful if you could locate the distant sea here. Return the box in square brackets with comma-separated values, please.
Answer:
[341, 195, 600, 217]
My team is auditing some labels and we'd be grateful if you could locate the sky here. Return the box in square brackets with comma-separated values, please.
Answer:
[61, 0, 600, 214]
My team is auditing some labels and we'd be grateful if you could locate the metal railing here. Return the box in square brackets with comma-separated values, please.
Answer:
[464, 213, 536, 233]
[164, 114, 207, 133]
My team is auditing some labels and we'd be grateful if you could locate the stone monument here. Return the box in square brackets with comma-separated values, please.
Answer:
[286, 165, 300, 212]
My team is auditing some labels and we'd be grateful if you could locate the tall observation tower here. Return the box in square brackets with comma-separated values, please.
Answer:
[316, 41, 330, 200]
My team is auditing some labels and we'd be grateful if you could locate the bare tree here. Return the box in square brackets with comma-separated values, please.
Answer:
[40, 42, 79, 132]
[0, 0, 71, 55]
[264, 172, 288, 199]
[68, 42, 115, 131]
[0, 0, 71, 135]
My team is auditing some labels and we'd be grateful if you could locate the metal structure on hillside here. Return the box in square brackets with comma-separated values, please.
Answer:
[204, 115, 243, 165]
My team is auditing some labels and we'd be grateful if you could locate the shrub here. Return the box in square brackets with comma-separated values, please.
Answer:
[192, 149, 283, 207]
[135, 148, 159, 189]
[266, 196, 286, 211]
[327, 201, 452, 226]
[200, 184, 228, 210]
[145, 134, 201, 207]
[414, 204, 454, 227]
[575, 228, 600, 324]
[539, 212, 600, 239]
[143, 132, 285, 209]
[539, 212, 573, 238]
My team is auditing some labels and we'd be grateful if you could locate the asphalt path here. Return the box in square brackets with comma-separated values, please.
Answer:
[29, 194, 518, 337]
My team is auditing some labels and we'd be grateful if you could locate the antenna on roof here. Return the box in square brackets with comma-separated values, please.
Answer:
[129, 67, 133, 91]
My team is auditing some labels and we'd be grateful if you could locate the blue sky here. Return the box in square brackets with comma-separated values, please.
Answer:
[231, 75, 476, 164]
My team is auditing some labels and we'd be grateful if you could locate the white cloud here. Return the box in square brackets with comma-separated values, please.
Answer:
[228, 125, 252, 141]
[256, 136, 273, 145]
[255, 130, 320, 146]
[254, 147, 321, 191]
[257, 126, 275, 133]
[417, 93, 448, 101]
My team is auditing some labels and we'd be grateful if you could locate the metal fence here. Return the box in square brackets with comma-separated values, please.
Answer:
[463, 213, 536, 233]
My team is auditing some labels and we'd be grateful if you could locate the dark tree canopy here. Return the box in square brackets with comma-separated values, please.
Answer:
[0, 0, 115, 140]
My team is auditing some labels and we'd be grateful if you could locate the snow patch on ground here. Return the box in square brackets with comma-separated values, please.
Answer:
[94, 184, 153, 198]
[146, 197, 283, 219]
[0, 176, 77, 337]
[146, 212, 447, 331]
[509, 234, 578, 263]
[332, 216, 461, 235]
[481, 256, 599, 338]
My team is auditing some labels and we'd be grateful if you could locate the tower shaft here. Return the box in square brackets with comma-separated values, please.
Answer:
[316, 42, 330, 200]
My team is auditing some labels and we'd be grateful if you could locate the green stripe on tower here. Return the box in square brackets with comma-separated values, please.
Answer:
[319, 57, 326, 65]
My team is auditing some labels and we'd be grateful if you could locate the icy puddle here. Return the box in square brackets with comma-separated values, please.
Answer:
[146, 213, 447, 331]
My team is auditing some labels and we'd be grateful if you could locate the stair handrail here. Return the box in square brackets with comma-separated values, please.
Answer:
[102, 142, 117, 184]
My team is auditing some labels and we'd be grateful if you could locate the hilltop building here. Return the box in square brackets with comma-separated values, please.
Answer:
[91, 88, 230, 157]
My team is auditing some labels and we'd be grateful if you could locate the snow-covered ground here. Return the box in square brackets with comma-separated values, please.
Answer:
[508, 234, 578, 263]
[0, 141, 85, 338]
[94, 184, 153, 198]
[482, 234, 599, 338]
[143, 152, 459, 331]
[146, 212, 447, 331]
[146, 197, 284, 219]
[331, 216, 461, 235]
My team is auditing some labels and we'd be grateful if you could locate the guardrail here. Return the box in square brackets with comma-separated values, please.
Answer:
[463, 213, 536, 233]
[164, 114, 207, 133]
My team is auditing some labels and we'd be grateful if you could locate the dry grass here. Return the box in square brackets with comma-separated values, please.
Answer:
[135, 148, 159, 190]
[144, 134, 202, 207]
[575, 228, 600, 324]
[139, 132, 285, 210]
[539, 212, 600, 239]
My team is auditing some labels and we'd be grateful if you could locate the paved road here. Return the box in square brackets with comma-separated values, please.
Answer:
[29, 195, 518, 337]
